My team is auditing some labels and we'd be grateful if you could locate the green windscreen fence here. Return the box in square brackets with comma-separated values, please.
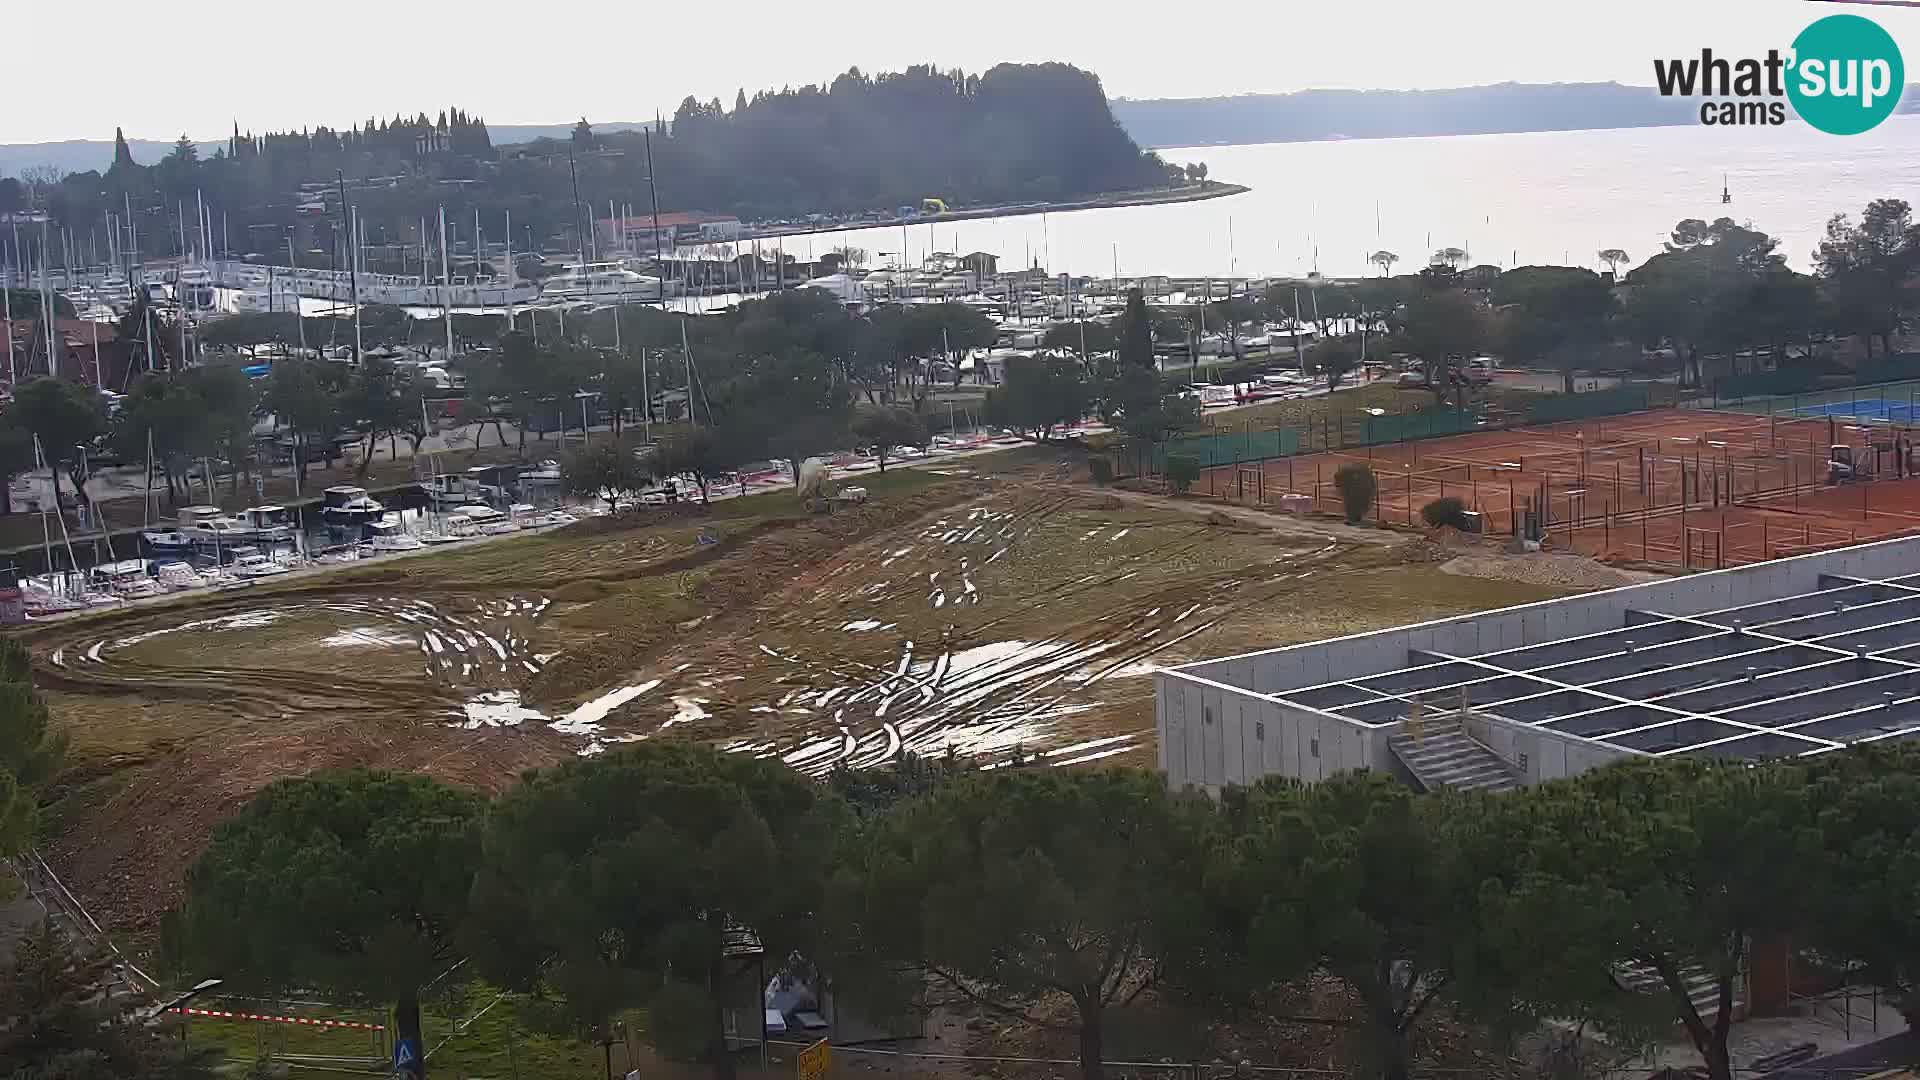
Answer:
[1522, 386, 1651, 424]
[1348, 408, 1479, 446]
[1144, 385, 1664, 473]
[1153, 427, 1302, 470]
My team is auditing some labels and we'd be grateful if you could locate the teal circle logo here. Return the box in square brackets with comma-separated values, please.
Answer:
[1788, 14, 1904, 135]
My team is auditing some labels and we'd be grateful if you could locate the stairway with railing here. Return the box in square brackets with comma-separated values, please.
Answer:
[1386, 717, 1524, 793]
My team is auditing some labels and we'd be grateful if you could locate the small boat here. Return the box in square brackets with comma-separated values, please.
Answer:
[321, 486, 385, 525]
[236, 505, 294, 542]
[367, 533, 424, 553]
[228, 548, 291, 578]
[89, 559, 165, 599]
[22, 571, 119, 613]
[519, 460, 563, 485]
[541, 263, 669, 302]
[364, 516, 424, 553]
[530, 508, 579, 528]
[447, 504, 518, 536]
[175, 505, 267, 549]
[422, 473, 487, 509]
[142, 528, 197, 555]
[154, 561, 212, 591]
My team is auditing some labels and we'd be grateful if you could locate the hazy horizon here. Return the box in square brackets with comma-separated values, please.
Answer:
[6, 0, 1915, 144]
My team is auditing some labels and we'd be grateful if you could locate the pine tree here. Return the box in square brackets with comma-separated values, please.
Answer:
[734, 88, 748, 114]
[111, 127, 136, 170]
[0, 923, 222, 1078]
[0, 638, 66, 857]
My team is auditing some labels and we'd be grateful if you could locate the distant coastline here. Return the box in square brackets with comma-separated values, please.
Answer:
[739, 183, 1252, 243]
[13, 79, 1920, 176]
[1109, 81, 1920, 151]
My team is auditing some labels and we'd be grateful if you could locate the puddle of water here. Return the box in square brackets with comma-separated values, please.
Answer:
[1044, 734, 1139, 759]
[112, 608, 292, 648]
[663, 695, 712, 729]
[321, 627, 415, 649]
[1048, 744, 1139, 767]
[1111, 528, 1131, 541]
[456, 690, 547, 728]
[552, 679, 663, 734]
[842, 619, 886, 632]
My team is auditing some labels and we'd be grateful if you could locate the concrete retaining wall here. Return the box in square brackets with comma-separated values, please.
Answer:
[1157, 672, 1384, 794]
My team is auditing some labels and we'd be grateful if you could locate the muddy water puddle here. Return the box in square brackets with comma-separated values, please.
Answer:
[56, 594, 554, 692]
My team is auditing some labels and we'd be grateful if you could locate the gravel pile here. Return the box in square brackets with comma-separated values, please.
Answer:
[1439, 551, 1664, 590]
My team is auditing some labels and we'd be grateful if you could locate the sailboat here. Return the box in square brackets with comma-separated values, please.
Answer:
[140, 430, 196, 555]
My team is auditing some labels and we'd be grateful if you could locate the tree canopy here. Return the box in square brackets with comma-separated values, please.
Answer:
[466, 743, 842, 1076]
[852, 768, 1214, 1080]
[0, 638, 65, 856]
[170, 770, 485, 1058]
[986, 355, 1093, 441]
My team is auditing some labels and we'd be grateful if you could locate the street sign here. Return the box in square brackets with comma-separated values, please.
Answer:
[797, 1037, 830, 1080]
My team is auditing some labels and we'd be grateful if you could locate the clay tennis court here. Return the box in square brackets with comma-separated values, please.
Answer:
[1195, 408, 1920, 569]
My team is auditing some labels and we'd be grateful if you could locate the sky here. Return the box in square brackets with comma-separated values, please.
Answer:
[6, 0, 1920, 143]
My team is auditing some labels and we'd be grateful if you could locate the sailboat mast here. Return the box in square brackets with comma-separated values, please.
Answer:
[287, 234, 308, 354]
[123, 192, 137, 301]
[643, 129, 664, 302]
[39, 221, 57, 376]
[504, 208, 516, 332]
[438, 207, 453, 362]
[2, 249, 14, 388]
[337, 171, 361, 361]
[567, 146, 585, 270]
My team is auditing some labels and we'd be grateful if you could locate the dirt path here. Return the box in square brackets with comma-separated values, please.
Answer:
[1090, 485, 1401, 545]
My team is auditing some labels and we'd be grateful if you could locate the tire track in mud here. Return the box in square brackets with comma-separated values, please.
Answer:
[672, 492, 1363, 775]
[35, 595, 553, 724]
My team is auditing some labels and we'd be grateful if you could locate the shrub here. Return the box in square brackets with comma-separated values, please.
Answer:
[1421, 496, 1470, 530]
[1333, 463, 1378, 524]
[1165, 454, 1200, 494]
[1088, 456, 1114, 485]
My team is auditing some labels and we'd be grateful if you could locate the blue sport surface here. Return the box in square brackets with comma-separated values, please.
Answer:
[1792, 398, 1920, 422]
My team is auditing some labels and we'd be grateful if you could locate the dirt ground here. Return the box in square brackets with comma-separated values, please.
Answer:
[19, 462, 1606, 943]
[1199, 407, 1920, 569]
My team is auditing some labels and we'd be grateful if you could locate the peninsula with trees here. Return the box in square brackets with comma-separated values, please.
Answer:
[0, 63, 1235, 260]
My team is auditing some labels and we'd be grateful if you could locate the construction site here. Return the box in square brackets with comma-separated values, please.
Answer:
[1195, 404, 1920, 570]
